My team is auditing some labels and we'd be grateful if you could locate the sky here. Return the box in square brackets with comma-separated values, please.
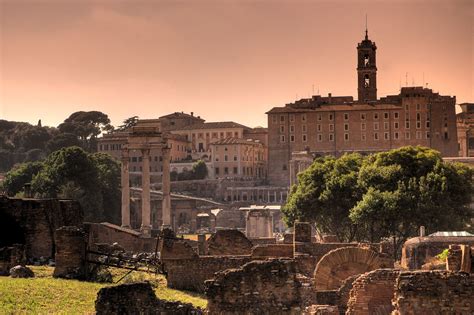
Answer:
[0, 0, 473, 129]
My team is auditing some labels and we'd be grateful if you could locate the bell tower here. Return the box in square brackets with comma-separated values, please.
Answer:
[357, 27, 377, 102]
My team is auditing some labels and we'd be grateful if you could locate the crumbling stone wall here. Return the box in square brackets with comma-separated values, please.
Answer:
[401, 236, 474, 269]
[164, 256, 252, 292]
[392, 271, 474, 314]
[95, 282, 202, 315]
[251, 244, 293, 259]
[0, 196, 83, 259]
[0, 245, 25, 276]
[85, 222, 156, 253]
[206, 229, 252, 256]
[303, 305, 339, 314]
[345, 269, 399, 315]
[53, 226, 86, 280]
[206, 259, 304, 314]
[446, 244, 472, 273]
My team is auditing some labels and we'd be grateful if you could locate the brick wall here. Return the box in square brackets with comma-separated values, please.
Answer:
[53, 226, 86, 280]
[85, 222, 156, 253]
[206, 259, 303, 314]
[345, 269, 399, 314]
[163, 256, 252, 292]
[251, 244, 294, 259]
[392, 271, 474, 314]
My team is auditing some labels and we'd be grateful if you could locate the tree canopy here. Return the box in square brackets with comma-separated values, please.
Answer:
[117, 116, 139, 131]
[283, 146, 473, 250]
[58, 111, 113, 152]
[1, 146, 121, 223]
[0, 111, 113, 172]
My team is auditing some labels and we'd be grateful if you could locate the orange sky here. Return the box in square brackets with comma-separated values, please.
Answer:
[1, 0, 473, 128]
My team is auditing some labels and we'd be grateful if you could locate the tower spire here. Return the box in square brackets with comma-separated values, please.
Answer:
[365, 14, 368, 40]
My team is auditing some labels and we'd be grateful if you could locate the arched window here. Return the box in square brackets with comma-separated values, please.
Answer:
[364, 74, 370, 87]
[364, 54, 370, 66]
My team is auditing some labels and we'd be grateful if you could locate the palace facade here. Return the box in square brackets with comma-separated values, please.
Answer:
[266, 30, 458, 186]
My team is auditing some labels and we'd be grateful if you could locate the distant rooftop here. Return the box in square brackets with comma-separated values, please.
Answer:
[210, 137, 262, 145]
[178, 121, 250, 131]
[428, 231, 474, 237]
[159, 111, 205, 120]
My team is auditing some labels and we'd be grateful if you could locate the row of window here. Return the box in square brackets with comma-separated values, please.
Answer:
[281, 131, 432, 143]
[99, 143, 122, 151]
[130, 166, 163, 172]
[281, 120, 432, 134]
[215, 166, 263, 176]
[215, 154, 264, 162]
[191, 131, 240, 139]
[129, 156, 164, 163]
[273, 108, 431, 124]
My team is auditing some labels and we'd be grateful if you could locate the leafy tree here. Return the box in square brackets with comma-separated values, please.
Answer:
[283, 153, 364, 242]
[1, 161, 44, 196]
[24, 148, 46, 162]
[351, 146, 473, 253]
[0, 149, 14, 172]
[58, 111, 113, 152]
[283, 146, 473, 249]
[117, 116, 139, 131]
[46, 132, 83, 153]
[91, 152, 121, 224]
[192, 160, 208, 180]
[30, 146, 103, 221]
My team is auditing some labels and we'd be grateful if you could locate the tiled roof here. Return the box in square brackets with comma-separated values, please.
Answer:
[210, 137, 262, 145]
[179, 121, 250, 131]
[159, 112, 204, 120]
[266, 103, 402, 114]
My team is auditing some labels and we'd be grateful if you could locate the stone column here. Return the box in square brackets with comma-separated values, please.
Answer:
[121, 149, 130, 228]
[140, 148, 151, 236]
[161, 146, 172, 228]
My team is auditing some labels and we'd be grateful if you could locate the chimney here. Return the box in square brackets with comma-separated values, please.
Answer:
[191, 112, 194, 116]
[328, 93, 332, 103]
[419, 226, 426, 237]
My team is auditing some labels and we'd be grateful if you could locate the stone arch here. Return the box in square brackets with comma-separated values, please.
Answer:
[345, 269, 399, 315]
[313, 246, 393, 290]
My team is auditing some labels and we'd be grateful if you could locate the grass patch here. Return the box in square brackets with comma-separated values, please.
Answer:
[180, 234, 211, 241]
[0, 266, 207, 313]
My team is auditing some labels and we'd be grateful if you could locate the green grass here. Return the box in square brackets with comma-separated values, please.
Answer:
[0, 266, 207, 314]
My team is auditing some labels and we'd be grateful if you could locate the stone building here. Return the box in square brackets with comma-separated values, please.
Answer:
[456, 103, 474, 157]
[171, 121, 252, 159]
[209, 137, 267, 180]
[266, 30, 459, 186]
[97, 112, 268, 181]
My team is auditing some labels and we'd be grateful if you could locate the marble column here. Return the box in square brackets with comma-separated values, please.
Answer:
[121, 149, 130, 228]
[140, 148, 151, 236]
[161, 146, 172, 228]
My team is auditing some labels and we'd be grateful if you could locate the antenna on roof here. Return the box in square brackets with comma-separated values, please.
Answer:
[312, 84, 315, 95]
